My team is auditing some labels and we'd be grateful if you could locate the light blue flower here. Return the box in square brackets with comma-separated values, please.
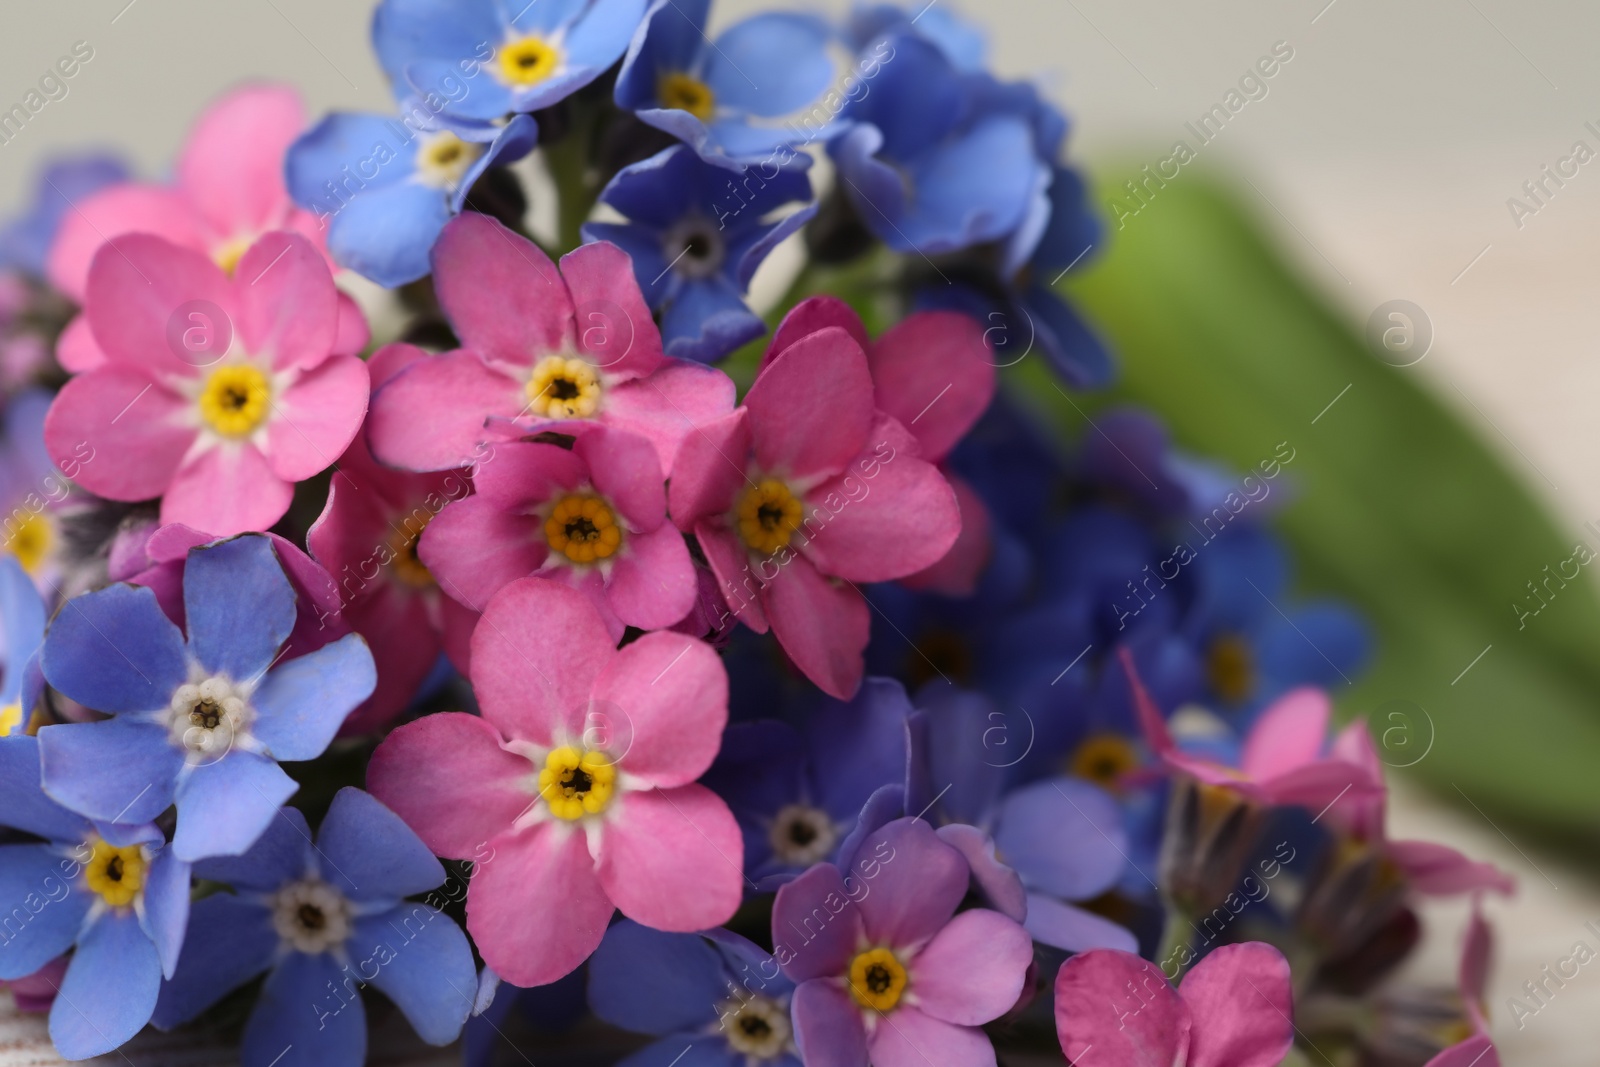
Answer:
[0, 154, 128, 279]
[0, 554, 45, 734]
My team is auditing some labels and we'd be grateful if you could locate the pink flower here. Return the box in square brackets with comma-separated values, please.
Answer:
[771, 818, 1034, 1067]
[306, 343, 480, 733]
[764, 297, 996, 595]
[44, 84, 369, 372]
[419, 425, 695, 640]
[367, 213, 734, 474]
[668, 325, 963, 699]
[42, 232, 370, 535]
[367, 577, 741, 987]
[1054, 942, 1294, 1067]
[1425, 899, 1499, 1067]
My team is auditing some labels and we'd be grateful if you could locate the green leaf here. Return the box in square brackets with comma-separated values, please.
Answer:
[1024, 167, 1600, 834]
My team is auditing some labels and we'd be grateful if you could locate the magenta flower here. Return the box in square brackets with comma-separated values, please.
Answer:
[42, 231, 370, 536]
[1054, 943, 1294, 1067]
[367, 577, 741, 987]
[307, 342, 481, 732]
[420, 425, 695, 639]
[45, 84, 369, 372]
[771, 817, 1033, 1067]
[1426, 899, 1498, 1067]
[765, 297, 996, 595]
[367, 212, 735, 474]
[668, 324, 963, 698]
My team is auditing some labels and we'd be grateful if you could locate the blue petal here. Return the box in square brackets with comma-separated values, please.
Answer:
[597, 145, 707, 229]
[558, 0, 649, 90]
[0, 843, 88, 980]
[910, 688, 1005, 826]
[1024, 284, 1114, 389]
[807, 677, 912, 821]
[661, 277, 765, 364]
[452, 113, 540, 213]
[993, 777, 1127, 901]
[38, 718, 182, 825]
[588, 920, 723, 1035]
[328, 179, 453, 288]
[406, 60, 516, 122]
[0, 735, 90, 842]
[316, 788, 443, 903]
[704, 14, 836, 117]
[185, 537, 296, 684]
[251, 634, 376, 763]
[171, 752, 298, 863]
[895, 116, 1038, 253]
[583, 221, 674, 307]
[242, 951, 365, 1067]
[41, 584, 188, 714]
[0, 154, 128, 276]
[503, 0, 588, 34]
[841, 33, 963, 161]
[151, 894, 277, 1028]
[372, 0, 504, 90]
[1023, 893, 1138, 954]
[730, 198, 815, 291]
[1255, 601, 1371, 696]
[702, 926, 792, 996]
[830, 781, 903, 876]
[49, 911, 161, 1060]
[286, 112, 418, 216]
[0, 555, 44, 706]
[139, 848, 191, 978]
[615, 0, 710, 111]
[350, 905, 476, 1043]
[619, 1036, 741, 1067]
[195, 803, 313, 891]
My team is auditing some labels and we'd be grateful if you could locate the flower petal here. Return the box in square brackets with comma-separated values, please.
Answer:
[47, 185, 204, 302]
[420, 495, 547, 614]
[1239, 687, 1329, 781]
[232, 232, 338, 372]
[866, 1005, 995, 1067]
[41, 582, 188, 714]
[666, 409, 749, 530]
[1177, 942, 1293, 1067]
[587, 919, 724, 1035]
[0, 844, 89, 980]
[171, 751, 298, 862]
[317, 787, 445, 902]
[790, 980, 868, 1067]
[868, 312, 994, 463]
[597, 784, 742, 931]
[267, 354, 370, 482]
[604, 360, 739, 473]
[992, 777, 1127, 901]
[907, 908, 1030, 1025]
[250, 633, 375, 761]
[433, 213, 571, 366]
[351, 904, 476, 1044]
[37, 718, 182, 825]
[1054, 949, 1187, 1067]
[44, 368, 195, 502]
[49, 912, 161, 1060]
[0, 736, 89, 843]
[744, 326, 872, 482]
[85, 234, 231, 375]
[161, 443, 295, 537]
[177, 84, 306, 238]
[368, 349, 521, 471]
[771, 861, 864, 983]
[1024, 893, 1138, 954]
[577, 426, 666, 529]
[594, 632, 725, 788]
[150, 894, 276, 1028]
[763, 555, 868, 701]
[605, 522, 697, 632]
[1388, 840, 1515, 897]
[854, 818, 968, 950]
[242, 951, 366, 1067]
[184, 535, 297, 684]
[559, 240, 664, 379]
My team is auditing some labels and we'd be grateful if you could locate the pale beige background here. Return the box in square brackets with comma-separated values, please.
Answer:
[3, 0, 1598, 1062]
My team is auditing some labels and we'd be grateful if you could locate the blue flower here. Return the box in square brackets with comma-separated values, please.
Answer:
[830, 31, 1044, 255]
[615, 0, 841, 167]
[37, 535, 376, 862]
[0, 554, 45, 736]
[584, 144, 816, 362]
[846, 3, 987, 73]
[0, 154, 128, 279]
[286, 103, 538, 287]
[373, 0, 645, 121]
[0, 387, 77, 591]
[702, 677, 910, 888]
[152, 788, 476, 1067]
[588, 919, 799, 1067]
[0, 736, 190, 1059]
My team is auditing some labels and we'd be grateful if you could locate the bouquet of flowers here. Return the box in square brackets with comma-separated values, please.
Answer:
[0, 1, 1512, 1065]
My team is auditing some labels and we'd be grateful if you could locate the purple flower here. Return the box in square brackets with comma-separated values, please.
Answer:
[37, 535, 375, 862]
[0, 154, 128, 279]
[771, 817, 1032, 1067]
[152, 788, 476, 1067]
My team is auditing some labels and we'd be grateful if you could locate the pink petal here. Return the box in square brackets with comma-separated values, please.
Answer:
[1053, 950, 1188, 1067]
[576, 427, 665, 530]
[745, 326, 873, 482]
[420, 495, 546, 613]
[1460, 898, 1492, 1007]
[333, 293, 370, 357]
[764, 554, 868, 700]
[605, 522, 696, 631]
[855, 818, 969, 950]
[85, 234, 230, 376]
[440, 594, 477, 674]
[433, 213, 570, 367]
[266, 354, 369, 482]
[470, 577, 616, 746]
[468, 821, 613, 987]
[596, 784, 742, 931]
[44, 369, 194, 501]
[1240, 687, 1330, 781]
[1258, 758, 1383, 812]
[765, 296, 869, 371]
[604, 360, 739, 473]
[592, 631, 725, 788]
[899, 473, 991, 596]
[868, 311, 994, 463]
[232, 232, 339, 371]
[366, 712, 533, 858]
[1178, 942, 1294, 1067]
[47, 184, 204, 301]
[1388, 840, 1515, 897]
[559, 241, 664, 380]
[177, 84, 304, 237]
[1425, 1035, 1499, 1067]
[800, 419, 961, 583]
[772, 862, 867, 982]
[474, 439, 583, 507]
[160, 443, 294, 536]
[867, 1005, 995, 1067]
[697, 522, 767, 632]
[367, 349, 522, 471]
[666, 409, 750, 529]
[56, 313, 106, 373]
[1328, 720, 1386, 838]
[935, 823, 1026, 922]
[909, 909, 1032, 1025]
[366, 341, 427, 390]
[1122, 647, 1177, 756]
[790, 981, 869, 1067]
[339, 588, 442, 734]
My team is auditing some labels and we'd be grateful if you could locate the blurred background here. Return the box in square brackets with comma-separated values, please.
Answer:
[3, 0, 1597, 1062]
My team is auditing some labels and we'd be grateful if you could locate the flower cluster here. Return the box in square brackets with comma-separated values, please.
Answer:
[0, 2, 1510, 1066]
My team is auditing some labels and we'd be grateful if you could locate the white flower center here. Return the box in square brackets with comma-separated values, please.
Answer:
[662, 216, 726, 281]
[768, 803, 837, 867]
[718, 993, 792, 1060]
[270, 877, 353, 954]
[166, 675, 252, 759]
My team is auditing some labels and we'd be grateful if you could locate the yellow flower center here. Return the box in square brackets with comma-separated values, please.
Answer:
[213, 237, 250, 277]
[658, 71, 715, 121]
[847, 947, 907, 1013]
[1070, 732, 1141, 792]
[83, 839, 147, 909]
[198, 365, 272, 438]
[4, 512, 53, 575]
[735, 479, 803, 556]
[388, 520, 435, 587]
[1207, 634, 1255, 704]
[526, 355, 602, 418]
[497, 35, 560, 85]
[0, 701, 21, 738]
[538, 745, 616, 820]
[415, 130, 482, 190]
[544, 494, 622, 564]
